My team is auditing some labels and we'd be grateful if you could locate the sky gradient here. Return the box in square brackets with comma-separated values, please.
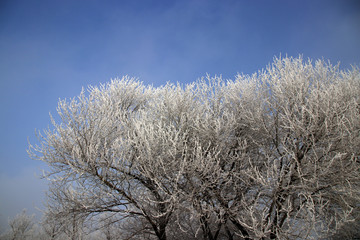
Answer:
[1, 0, 360, 230]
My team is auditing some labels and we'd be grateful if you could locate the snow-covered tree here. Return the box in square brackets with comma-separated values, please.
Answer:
[29, 56, 360, 239]
[0, 210, 35, 240]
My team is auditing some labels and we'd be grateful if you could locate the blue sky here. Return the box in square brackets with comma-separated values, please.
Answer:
[0, 0, 359, 230]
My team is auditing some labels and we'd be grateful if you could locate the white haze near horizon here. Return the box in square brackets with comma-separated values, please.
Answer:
[0, 167, 47, 232]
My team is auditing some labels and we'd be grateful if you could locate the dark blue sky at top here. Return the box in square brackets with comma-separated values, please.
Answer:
[0, 0, 359, 230]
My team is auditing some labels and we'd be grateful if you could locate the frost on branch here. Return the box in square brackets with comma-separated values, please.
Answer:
[29, 57, 360, 240]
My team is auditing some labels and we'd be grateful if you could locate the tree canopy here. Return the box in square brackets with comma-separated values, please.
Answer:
[29, 56, 360, 240]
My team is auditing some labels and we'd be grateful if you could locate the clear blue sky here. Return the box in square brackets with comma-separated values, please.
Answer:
[0, 0, 359, 230]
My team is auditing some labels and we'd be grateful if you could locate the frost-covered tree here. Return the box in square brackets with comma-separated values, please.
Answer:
[38, 213, 65, 240]
[29, 56, 360, 239]
[213, 57, 360, 239]
[0, 210, 35, 240]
